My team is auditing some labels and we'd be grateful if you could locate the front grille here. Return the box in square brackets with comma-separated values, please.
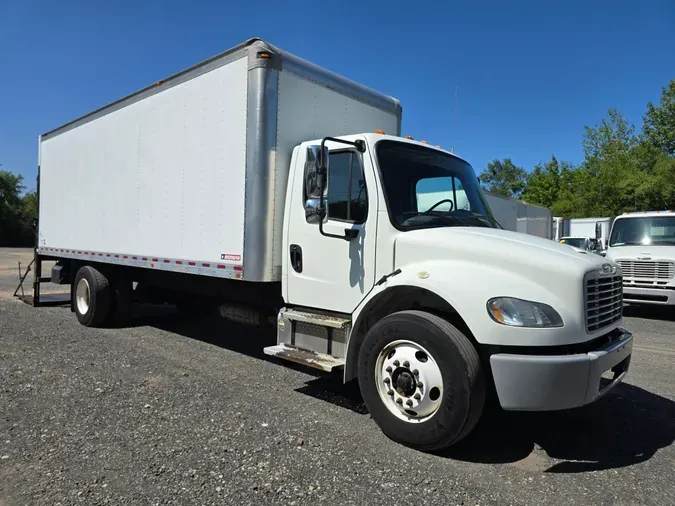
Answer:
[585, 274, 623, 333]
[617, 260, 675, 281]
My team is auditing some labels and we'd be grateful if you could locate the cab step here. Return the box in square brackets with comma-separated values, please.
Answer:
[263, 344, 346, 372]
[282, 308, 351, 329]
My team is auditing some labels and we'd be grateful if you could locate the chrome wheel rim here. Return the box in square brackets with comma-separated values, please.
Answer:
[375, 340, 443, 423]
[76, 278, 90, 315]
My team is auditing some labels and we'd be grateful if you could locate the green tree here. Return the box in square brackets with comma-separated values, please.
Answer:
[643, 79, 675, 156]
[521, 155, 562, 208]
[578, 109, 644, 216]
[551, 162, 590, 218]
[0, 169, 36, 246]
[1, 170, 23, 245]
[479, 158, 527, 198]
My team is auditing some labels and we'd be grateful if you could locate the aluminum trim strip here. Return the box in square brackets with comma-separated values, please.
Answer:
[37, 247, 244, 280]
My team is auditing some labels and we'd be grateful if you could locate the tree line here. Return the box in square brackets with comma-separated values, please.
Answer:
[0, 170, 37, 246]
[479, 79, 675, 218]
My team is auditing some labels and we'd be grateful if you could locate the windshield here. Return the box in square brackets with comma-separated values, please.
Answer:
[560, 238, 586, 248]
[609, 216, 675, 246]
[375, 140, 498, 230]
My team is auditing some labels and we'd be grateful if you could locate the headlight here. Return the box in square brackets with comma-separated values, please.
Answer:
[487, 297, 563, 328]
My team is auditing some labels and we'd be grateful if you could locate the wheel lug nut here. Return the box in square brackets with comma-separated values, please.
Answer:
[384, 377, 390, 384]
[388, 390, 394, 396]
[396, 398, 403, 405]
[386, 366, 392, 373]
[413, 369, 419, 376]
[417, 382, 424, 389]
[406, 399, 413, 407]
[414, 393, 421, 400]
[393, 360, 400, 366]
[403, 361, 410, 368]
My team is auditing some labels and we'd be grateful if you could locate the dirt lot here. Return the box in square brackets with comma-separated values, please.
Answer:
[1, 248, 674, 505]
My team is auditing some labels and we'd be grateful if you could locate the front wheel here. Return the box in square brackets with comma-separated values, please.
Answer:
[357, 310, 486, 451]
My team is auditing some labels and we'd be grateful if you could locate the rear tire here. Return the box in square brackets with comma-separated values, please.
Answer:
[357, 310, 485, 451]
[72, 266, 111, 327]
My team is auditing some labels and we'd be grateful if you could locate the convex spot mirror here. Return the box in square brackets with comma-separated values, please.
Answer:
[304, 145, 329, 223]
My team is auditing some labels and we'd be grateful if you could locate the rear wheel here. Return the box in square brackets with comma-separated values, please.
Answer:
[73, 266, 111, 327]
[358, 310, 485, 451]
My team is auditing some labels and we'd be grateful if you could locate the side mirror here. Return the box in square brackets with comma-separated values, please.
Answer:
[595, 221, 602, 240]
[304, 198, 321, 224]
[304, 145, 329, 199]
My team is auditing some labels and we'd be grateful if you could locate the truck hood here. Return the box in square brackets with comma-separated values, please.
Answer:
[394, 227, 612, 280]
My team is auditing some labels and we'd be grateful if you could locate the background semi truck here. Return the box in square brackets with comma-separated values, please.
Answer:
[605, 211, 675, 306]
[33, 38, 634, 452]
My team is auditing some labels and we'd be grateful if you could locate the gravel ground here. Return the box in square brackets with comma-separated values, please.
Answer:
[1, 249, 674, 505]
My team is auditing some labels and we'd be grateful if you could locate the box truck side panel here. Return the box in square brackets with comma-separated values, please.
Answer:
[272, 70, 400, 271]
[39, 56, 249, 266]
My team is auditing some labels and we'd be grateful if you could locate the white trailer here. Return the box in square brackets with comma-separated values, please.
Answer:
[32, 38, 633, 452]
[482, 193, 552, 239]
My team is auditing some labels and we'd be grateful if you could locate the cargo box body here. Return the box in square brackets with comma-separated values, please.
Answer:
[37, 38, 401, 282]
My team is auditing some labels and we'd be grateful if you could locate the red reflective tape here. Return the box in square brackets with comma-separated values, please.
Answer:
[152, 258, 159, 262]
[123, 256, 128, 259]
[202, 263, 211, 267]
[132, 256, 138, 260]
[188, 261, 196, 266]
[163, 259, 170, 263]
[175, 260, 182, 265]
[142, 257, 148, 261]
[98, 253, 103, 256]
[114, 255, 119, 258]
[106, 254, 111, 257]
[217, 264, 226, 269]
[233, 265, 243, 272]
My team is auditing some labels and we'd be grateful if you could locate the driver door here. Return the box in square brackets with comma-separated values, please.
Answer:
[285, 142, 377, 314]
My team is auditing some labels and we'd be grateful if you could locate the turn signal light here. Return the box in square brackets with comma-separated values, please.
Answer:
[375, 129, 386, 134]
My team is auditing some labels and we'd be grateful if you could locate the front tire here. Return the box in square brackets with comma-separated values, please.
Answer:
[357, 310, 485, 451]
[73, 266, 111, 327]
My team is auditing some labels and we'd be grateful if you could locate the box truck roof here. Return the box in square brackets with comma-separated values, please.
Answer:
[41, 37, 402, 141]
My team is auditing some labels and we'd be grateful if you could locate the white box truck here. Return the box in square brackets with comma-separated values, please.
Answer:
[554, 217, 611, 253]
[605, 211, 675, 306]
[33, 38, 633, 452]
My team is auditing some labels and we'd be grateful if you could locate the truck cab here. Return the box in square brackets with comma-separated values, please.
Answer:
[605, 211, 675, 306]
[272, 132, 633, 450]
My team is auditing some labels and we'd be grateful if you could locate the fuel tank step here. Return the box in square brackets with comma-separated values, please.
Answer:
[282, 308, 351, 329]
[263, 344, 345, 372]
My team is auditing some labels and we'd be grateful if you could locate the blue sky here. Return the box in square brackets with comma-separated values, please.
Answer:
[1, 0, 673, 192]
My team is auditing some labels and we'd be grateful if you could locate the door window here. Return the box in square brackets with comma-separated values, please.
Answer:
[325, 151, 367, 223]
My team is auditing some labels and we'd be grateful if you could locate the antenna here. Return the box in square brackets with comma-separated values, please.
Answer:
[451, 85, 458, 153]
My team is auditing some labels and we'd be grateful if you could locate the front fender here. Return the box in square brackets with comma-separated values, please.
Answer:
[346, 259, 586, 381]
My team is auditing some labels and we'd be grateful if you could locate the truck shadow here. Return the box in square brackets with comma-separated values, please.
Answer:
[623, 304, 675, 322]
[130, 305, 674, 473]
[441, 384, 675, 473]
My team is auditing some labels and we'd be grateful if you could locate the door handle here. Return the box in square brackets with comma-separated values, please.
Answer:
[290, 244, 303, 273]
